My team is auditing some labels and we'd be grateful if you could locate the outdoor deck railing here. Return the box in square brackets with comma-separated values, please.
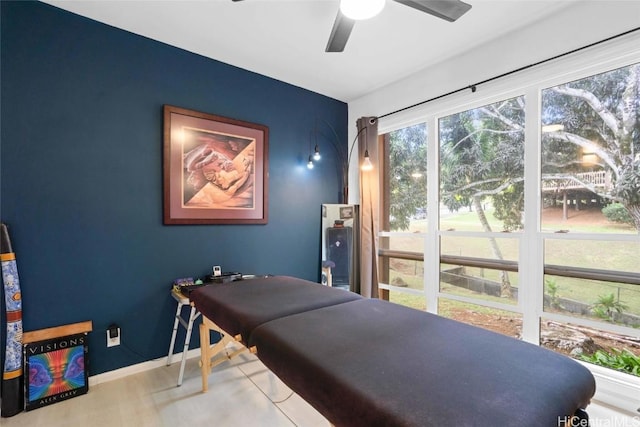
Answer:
[541, 170, 612, 193]
[378, 248, 640, 286]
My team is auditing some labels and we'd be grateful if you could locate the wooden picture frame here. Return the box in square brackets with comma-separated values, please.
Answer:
[339, 206, 354, 220]
[163, 105, 269, 224]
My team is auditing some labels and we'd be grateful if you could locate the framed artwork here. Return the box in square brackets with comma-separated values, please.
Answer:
[163, 105, 269, 224]
[340, 206, 354, 220]
[22, 321, 93, 412]
[24, 334, 88, 411]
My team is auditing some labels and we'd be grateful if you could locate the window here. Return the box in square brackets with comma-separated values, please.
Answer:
[379, 123, 427, 309]
[440, 235, 519, 307]
[378, 60, 640, 379]
[539, 64, 640, 367]
[437, 97, 524, 335]
[384, 123, 428, 231]
[439, 96, 525, 233]
[541, 63, 640, 235]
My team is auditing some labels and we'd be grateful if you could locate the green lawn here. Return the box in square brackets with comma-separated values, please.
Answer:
[384, 207, 640, 318]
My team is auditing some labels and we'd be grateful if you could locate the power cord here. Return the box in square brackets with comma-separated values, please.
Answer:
[236, 361, 295, 405]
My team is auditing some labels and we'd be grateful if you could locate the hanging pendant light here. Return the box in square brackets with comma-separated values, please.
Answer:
[361, 150, 373, 171]
[307, 155, 314, 169]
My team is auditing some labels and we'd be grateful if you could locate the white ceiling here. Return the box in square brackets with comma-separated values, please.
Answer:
[42, 0, 580, 102]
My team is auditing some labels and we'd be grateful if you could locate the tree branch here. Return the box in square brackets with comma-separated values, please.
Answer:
[618, 64, 639, 153]
[545, 131, 619, 179]
[472, 178, 524, 198]
[479, 107, 523, 131]
[552, 86, 620, 136]
[444, 177, 524, 198]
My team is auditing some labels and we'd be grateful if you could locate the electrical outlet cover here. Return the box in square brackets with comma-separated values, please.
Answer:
[107, 328, 121, 347]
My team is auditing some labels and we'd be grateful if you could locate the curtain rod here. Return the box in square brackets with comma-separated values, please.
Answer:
[377, 26, 640, 120]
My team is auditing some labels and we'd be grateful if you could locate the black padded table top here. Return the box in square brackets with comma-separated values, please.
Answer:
[250, 298, 596, 427]
[189, 275, 362, 344]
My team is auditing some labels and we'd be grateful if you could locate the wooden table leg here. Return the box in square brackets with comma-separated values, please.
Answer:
[199, 322, 210, 392]
[199, 315, 246, 392]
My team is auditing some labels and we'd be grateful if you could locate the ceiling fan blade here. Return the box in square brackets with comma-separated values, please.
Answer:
[325, 11, 355, 53]
[394, 0, 472, 22]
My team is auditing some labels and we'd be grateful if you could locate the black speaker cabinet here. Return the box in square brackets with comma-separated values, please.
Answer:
[326, 226, 352, 287]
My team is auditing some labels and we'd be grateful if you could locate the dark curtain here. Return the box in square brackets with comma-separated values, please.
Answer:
[356, 117, 379, 298]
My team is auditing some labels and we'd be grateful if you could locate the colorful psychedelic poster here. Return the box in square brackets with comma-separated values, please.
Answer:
[23, 333, 88, 411]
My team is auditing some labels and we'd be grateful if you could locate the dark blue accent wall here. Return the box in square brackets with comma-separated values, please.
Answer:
[1, 1, 347, 375]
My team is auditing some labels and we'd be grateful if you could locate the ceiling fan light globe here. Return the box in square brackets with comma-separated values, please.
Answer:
[340, 0, 385, 20]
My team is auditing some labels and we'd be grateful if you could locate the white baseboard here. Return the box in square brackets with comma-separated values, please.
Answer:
[88, 348, 201, 387]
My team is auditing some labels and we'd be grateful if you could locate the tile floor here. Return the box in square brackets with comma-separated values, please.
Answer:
[2, 347, 328, 427]
[2, 346, 639, 426]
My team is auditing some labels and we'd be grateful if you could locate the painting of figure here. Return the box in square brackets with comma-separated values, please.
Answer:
[182, 129, 255, 209]
[163, 105, 268, 224]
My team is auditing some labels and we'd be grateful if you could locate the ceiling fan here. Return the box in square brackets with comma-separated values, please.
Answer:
[232, 0, 472, 53]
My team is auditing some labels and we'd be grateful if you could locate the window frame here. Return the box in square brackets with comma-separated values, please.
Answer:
[376, 35, 640, 393]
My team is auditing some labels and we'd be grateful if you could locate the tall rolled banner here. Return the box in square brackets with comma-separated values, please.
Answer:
[1, 223, 23, 417]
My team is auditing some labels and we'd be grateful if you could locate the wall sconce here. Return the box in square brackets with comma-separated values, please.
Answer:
[308, 119, 374, 203]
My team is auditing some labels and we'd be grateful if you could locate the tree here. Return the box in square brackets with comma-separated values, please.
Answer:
[388, 124, 428, 231]
[542, 63, 640, 232]
[440, 97, 526, 230]
[386, 63, 639, 302]
[439, 96, 526, 298]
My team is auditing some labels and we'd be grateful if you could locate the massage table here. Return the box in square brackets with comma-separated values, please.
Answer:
[190, 275, 596, 426]
[192, 275, 362, 391]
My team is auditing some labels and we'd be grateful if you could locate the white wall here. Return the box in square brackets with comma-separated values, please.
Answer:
[346, 0, 640, 203]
